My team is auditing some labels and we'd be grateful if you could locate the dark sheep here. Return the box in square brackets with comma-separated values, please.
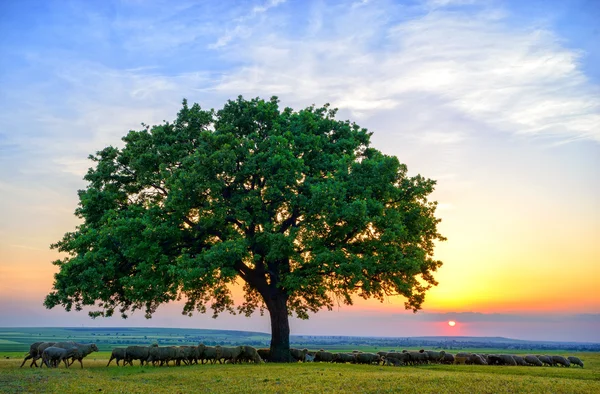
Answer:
[333, 353, 357, 364]
[197, 343, 219, 364]
[383, 352, 409, 366]
[523, 355, 543, 366]
[408, 351, 429, 365]
[552, 355, 570, 367]
[54, 342, 99, 368]
[215, 346, 244, 364]
[290, 348, 308, 362]
[425, 351, 447, 364]
[125, 345, 155, 366]
[468, 354, 487, 365]
[355, 352, 381, 365]
[29, 342, 57, 368]
[567, 356, 584, 368]
[257, 348, 270, 362]
[41, 346, 80, 368]
[512, 355, 526, 366]
[314, 350, 335, 363]
[20, 342, 44, 368]
[454, 352, 471, 365]
[441, 353, 455, 365]
[147, 346, 178, 366]
[536, 355, 554, 367]
[107, 348, 129, 367]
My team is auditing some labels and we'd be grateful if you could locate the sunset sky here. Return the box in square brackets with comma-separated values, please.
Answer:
[0, 0, 598, 342]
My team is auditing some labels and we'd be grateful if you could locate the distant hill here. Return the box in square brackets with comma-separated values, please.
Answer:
[0, 327, 598, 352]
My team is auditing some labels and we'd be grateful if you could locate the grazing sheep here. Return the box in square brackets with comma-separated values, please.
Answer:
[355, 352, 382, 365]
[314, 350, 335, 363]
[240, 346, 263, 364]
[523, 355, 543, 367]
[257, 348, 270, 362]
[107, 348, 129, 367]
[125, 345, 155, 366]
[454, 353, 471, 365]
[468, 354, 488, 365]
[290, 348, 309, 362]
[20, 342, 43, 368]
[552, 355, 570, 367]
[512, 355, 526, 366]
[425, 351, 447, 364]
[407, 351, 429, 365]
[215, 346, 244, 364]
[567, 356, 584, 368]
[536, 355, 554, 367]
[383, 352, 409, 366]
[441, 353, 455, 365]
[333, 353, 357, 364]
[41, 347, 80, 368]
[304, 353, 315, 362]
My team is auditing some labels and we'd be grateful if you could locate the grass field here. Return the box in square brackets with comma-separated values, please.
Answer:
[1, 351, 598, 393]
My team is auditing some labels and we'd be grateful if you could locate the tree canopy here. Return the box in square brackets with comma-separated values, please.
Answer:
[45, 96, 445, 361]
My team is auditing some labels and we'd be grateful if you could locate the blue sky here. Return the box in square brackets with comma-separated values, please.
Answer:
[0, 0, 598, 342]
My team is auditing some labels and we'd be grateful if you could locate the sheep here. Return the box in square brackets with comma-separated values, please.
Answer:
[440, 353, 454, 365]
[53, 342, 98, 368]
[290, 348, 309, 362]
[125, 345, 156, 366]
[29, 342, 57, 367]
[552, 355, 570, 367]
[107, 347, 129, 367]
[487, 354, 517, 366]
[425, 351, 446, 364]
[197, 343, 219, 364]
[215, 346, 244, 364]
[407, 351, 429, 365]
[179, 346, 197, 365]
[468, 354, 487, 365]
[383, 352, 409, 366]
[512, 355, 526, 366]
[20, 342, 44, 368]
[41, 346, 80, 368]
[333, 353, 357, 364]
[523, 355, 543, 366]
[355, 352, 382, 365]
[257, 348, 270, 362]
[239, 345, 263, 364]
[314, 350, 335, 363]
[568, 356, 584, 368]
[304, 353, 315, 362]
[454, 352, 471, 365]
[147, 346, 178, 366]
[536, 355, 554, 367]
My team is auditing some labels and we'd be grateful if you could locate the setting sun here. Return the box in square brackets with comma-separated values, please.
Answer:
[448, 321, 456, 327]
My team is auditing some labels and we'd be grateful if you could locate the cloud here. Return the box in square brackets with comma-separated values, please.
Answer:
[208, 1, 600, 144]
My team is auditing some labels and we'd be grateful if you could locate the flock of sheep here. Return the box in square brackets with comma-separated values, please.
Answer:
[19, 341, 585, 369]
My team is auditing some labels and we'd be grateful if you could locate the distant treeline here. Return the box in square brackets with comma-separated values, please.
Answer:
[1, 328, 598, 353]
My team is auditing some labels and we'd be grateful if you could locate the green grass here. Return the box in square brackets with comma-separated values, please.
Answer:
[1, 352, 598, 393]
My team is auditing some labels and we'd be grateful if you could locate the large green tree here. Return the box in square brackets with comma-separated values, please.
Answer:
[45, 96, 445, 361]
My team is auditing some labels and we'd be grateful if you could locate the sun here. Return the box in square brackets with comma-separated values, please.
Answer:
[448, 320, 456, 327]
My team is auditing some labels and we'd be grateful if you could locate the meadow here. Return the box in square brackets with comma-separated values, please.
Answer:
[1, 351, 599, 394]
[1, 328, 598, 393]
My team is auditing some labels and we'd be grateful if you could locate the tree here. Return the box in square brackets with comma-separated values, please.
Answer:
[45, 96, 445, 362]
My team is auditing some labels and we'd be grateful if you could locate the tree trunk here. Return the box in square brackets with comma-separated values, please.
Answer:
[266, 293, 292, 362]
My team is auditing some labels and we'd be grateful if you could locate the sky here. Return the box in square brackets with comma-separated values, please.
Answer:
[0, 0, 598, 343]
